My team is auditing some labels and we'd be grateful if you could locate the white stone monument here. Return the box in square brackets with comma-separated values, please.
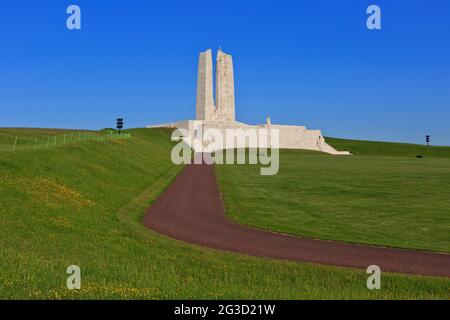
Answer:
[196, 48, 235, 122]
[148, 48, 350, 156]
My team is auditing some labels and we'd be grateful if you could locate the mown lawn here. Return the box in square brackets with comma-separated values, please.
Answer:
[216, 141, 450, 253]
[326, 137, 450, 158]
[0, 128, 448, 299]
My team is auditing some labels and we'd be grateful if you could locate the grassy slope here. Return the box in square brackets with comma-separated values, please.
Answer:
[216, 140, 450, 253]
[0, 128, 448, 299]
[0, 128, 95, 137]
[326, 137, 450, 158]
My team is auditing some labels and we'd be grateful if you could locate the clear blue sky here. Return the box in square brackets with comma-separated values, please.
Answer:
[1, 1, 449, 145]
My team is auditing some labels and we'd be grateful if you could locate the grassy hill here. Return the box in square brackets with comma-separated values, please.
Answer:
[0, 128, 449, 299]
[326, 137, 450, 158]
[216, 139, 450, 252]
[0, 128, 95, 136]
[0, 127, 129, 151]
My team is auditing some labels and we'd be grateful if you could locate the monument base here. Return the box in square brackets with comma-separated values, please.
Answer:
[147, 120, 351, 156]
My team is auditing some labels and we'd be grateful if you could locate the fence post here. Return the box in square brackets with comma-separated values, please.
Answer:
[46, 136, 50, 149]
[13, 136, 18, 151]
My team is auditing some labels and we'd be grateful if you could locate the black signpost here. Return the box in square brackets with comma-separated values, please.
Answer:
[426, 135, 430, 148]
[116, 118, 124, 134]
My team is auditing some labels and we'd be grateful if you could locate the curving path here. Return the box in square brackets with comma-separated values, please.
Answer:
[143, 158, 450, 278]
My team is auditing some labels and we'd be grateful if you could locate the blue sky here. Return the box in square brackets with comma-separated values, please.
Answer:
[1, 1, 449, 145]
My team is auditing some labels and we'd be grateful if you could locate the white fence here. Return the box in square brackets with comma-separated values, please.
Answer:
[0, 132, 131, 152]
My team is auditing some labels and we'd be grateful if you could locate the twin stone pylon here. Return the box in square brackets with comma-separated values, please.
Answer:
[149, 48, 351, 156]
[196, 49, 235, 121]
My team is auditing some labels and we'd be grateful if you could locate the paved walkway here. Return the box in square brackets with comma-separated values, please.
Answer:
[143, 161, 450, 278]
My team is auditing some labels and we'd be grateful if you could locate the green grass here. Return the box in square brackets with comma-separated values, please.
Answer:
[326, 137, 450, 158]
[0, 127, 128, 151]
[216, 142, 450, 253]
[0, 128, 95, 137]
[0, 128, 449, 299]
